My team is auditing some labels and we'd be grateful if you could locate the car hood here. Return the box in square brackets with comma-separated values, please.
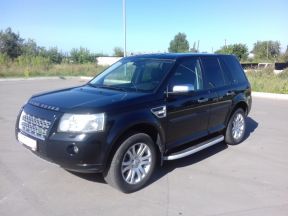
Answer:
[28, 85, 150, 113]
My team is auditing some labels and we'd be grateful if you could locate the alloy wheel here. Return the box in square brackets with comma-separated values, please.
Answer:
[121, 143, 152, 184]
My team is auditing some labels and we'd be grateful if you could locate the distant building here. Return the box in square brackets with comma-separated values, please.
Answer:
[96, 57, 122, 66]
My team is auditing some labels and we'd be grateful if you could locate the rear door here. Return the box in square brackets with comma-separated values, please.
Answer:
[200, 56, 233, 134]
[166, 57, 212, 148]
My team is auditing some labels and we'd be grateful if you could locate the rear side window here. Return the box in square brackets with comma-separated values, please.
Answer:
[201, 56, 225, 88]
[219, 56, 247, 84]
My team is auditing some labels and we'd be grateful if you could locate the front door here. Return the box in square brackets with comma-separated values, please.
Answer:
[166, 57, 212, 149]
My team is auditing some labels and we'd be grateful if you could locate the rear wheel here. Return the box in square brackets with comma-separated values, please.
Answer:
[104, 133, 156, 193]
[225, 108, 246, 145]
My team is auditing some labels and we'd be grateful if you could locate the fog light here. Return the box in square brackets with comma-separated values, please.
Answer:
[73, 145, 79, 154]
[67, 145, 79, 155]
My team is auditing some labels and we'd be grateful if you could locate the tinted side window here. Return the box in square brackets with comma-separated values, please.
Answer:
[201, 56, 225, 88]
[220, 56, 247, 84]
[169, 58, 203, 91]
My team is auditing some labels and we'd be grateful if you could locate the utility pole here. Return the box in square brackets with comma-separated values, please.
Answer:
[267, 41, 269, 60]
[197, 40, 200, 52]
[123, 0, 127, 57]
[225, 39, 227, 48]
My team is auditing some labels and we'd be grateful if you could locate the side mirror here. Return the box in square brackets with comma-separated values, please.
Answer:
[172, 84, 195, 93]
[165, 84, 195, 98]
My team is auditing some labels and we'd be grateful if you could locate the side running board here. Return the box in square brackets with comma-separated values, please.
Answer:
[163, 135, 224, 160]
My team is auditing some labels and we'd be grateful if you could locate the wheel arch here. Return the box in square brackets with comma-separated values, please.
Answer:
[225, 100, 248, 127]
[104, 122, 164, 171]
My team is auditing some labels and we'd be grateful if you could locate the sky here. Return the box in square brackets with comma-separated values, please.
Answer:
[1, 0, 288, 55]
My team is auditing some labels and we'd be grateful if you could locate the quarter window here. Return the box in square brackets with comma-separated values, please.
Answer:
[219, 56, 247, 84]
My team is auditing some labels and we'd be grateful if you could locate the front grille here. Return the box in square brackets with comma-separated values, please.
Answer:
[19, 111, 52, 140]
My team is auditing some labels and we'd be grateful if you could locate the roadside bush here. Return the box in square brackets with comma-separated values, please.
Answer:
[14, 55, 52, 76]
[258, 67, 274, 76]
[0, 53, 11, 65]
[48, 63, 105, 77]
[246, 67, 274, 78]
[277, 68, 288, 79]
[70, 47, 95, 64]
[17, 55, 51, 68]
[246, 69, 288, 94]
[0, 59, 106, 78]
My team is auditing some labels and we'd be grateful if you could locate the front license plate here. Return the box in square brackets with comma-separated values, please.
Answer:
[18, 132, 37, 151]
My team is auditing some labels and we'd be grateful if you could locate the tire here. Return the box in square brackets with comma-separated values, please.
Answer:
[225, 108, 246, 145]
[104, 133, 157, 193]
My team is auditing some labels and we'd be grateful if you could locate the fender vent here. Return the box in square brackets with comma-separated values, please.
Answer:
[151, 106, 166, 118]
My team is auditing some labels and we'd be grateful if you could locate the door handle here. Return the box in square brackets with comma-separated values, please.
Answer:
[197, 98, 208, 103]
[226, 91, 235, 96]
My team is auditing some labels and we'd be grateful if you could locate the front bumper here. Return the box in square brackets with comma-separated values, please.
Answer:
[16, 130, 107, 173]
[15, 104, 108, 173]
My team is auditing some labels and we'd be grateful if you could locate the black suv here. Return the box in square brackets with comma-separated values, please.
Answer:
[16, 54, 252, 193]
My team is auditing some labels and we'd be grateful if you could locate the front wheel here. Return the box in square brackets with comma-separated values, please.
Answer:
[104, 133, 157, 193]
[225, 108, 246, 145]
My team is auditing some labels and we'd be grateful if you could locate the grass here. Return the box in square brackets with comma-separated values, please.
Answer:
[0, 63, 107, 78]
[246, 68, 288, 94]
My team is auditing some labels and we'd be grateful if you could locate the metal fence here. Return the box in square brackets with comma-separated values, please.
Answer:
[241, 62, 288, 70]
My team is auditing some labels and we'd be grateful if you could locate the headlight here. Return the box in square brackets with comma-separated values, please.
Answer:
[58, 113, 105, 133]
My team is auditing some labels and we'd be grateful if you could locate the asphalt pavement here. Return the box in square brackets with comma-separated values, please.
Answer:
[0, 78, 288, 216]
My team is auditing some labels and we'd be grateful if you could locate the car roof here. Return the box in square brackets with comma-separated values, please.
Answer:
[126, 53, 232, 61]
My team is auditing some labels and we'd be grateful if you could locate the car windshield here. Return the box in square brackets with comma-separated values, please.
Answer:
[89, 58, 174, 92]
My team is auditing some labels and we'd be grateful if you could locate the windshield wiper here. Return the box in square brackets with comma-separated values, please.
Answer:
[89, 83, 126, 92]
[101, 85, 126, 91]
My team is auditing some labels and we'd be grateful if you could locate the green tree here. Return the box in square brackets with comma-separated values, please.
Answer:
[168, 33, 189, 53]
[45, 47, 63, 64]
[22, 39, 39, 56]
[216, 43, 248, 61]
[70, 47, 95, 64]
[252, 40, 281, 61]
[21, 41, 63, 64]
[113, 47, 124, 57]
[0, 27, 23, 59]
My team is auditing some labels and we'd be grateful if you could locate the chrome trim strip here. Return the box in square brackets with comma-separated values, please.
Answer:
[163, 135, 224, 160]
